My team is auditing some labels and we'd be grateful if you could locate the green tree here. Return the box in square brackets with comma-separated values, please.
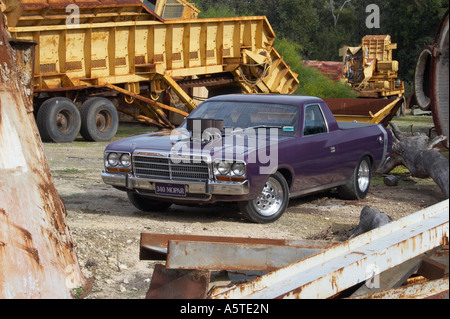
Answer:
[191, 0, 448, 92]
[380, 0, 448, 81]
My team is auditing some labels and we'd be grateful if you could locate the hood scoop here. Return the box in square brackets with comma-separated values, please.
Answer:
[186, 118, 224, 144]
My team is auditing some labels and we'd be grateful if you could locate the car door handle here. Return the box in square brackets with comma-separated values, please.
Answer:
[330, 146, 336, 153]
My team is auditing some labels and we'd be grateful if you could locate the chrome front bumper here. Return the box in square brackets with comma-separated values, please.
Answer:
[101, 171, 249, 200]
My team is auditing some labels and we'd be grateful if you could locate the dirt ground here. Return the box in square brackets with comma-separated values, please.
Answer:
[42, 116, 447, 299]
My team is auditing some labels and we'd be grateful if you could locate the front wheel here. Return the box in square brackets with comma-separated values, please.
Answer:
[238, 172, 289, 223]
[338, 156, 371, 200]
[127, 192, 172, 212]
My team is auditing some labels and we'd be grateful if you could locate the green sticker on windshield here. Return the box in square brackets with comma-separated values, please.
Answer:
[283, 126, 294, 132]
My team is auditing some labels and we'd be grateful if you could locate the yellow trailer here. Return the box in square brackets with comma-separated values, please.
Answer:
[3, 0, 299, 142]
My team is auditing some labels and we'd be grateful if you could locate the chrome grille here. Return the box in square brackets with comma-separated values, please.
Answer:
[133, 155, 210, 181]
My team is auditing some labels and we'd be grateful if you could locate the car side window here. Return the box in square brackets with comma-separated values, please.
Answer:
[303, 104, 328, 136]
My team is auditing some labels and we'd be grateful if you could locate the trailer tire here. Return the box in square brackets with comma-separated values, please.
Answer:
[36, 97, 81, 143]
[80, 97, 119, 142]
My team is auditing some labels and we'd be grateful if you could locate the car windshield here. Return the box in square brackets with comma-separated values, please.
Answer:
[181, 100, 299, 135]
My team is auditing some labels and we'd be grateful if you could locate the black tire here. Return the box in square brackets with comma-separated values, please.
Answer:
[338, 156, 371, 200]
[238, 172, 289, 223]
[36, 97, 81, 143]
[127, 192, 172, 212]
[80, 97, 119, 142]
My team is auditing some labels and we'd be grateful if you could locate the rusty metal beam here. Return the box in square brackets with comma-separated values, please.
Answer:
[210, 200, 449, 299]
[350, 276, 449, 299]
[105, 83, 188, 119]
[139, 233, 337, 261]
[166, 240, 327, 271]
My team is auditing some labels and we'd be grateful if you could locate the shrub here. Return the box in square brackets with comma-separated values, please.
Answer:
[274, 38, 357, 98]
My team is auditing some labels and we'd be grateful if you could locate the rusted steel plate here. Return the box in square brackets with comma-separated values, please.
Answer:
[166, 240, 325, 271]
[350, 276, 449, 299]
[0, 11, 86, 298]
[145, 264, 210, 299]
[140, 233, 337, 261]
[211, 200, 449, 299]
[323, 98, 395, 116]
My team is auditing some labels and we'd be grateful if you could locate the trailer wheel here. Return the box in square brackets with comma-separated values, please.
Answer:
[80, 97, 118, 142]
[36, 97, 81, 143]
[338, 156, 371, 200]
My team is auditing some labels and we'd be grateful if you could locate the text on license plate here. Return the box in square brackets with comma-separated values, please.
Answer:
[155, 183, 186, 197]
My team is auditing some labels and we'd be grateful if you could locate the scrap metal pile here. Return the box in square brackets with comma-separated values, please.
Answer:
[140, 200, 449, 299]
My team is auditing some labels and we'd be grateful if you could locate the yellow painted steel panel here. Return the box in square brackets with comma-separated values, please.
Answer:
[8, 4, 299, 106]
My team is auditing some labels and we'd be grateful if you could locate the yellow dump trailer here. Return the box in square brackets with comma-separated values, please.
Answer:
[3, 0, 299, 142]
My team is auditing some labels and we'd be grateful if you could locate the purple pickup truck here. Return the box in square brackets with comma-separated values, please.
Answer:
[101, 94, 391, 223]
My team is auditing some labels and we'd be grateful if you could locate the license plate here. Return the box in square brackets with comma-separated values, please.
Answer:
[155, 183, 186, 197]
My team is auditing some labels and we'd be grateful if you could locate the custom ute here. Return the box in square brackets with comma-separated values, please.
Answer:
[101, 95, 392, 223]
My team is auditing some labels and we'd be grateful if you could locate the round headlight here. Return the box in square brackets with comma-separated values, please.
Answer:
[232, 163, 246, 176]
[217, 161, 231, 175]
[107, 152, 119, 166]
[120, 154, 131, 167]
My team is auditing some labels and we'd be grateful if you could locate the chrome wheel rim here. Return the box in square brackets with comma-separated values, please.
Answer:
[253, 177, 283, 216]
[358, 160, 370, 192]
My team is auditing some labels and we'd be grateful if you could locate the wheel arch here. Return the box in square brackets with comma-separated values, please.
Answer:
[277, 167, 293, 189]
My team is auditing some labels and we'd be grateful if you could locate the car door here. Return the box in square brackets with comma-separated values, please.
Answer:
[292, 103, 339, 191]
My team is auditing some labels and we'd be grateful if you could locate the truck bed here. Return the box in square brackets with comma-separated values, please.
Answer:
[337, 121, 378, 130]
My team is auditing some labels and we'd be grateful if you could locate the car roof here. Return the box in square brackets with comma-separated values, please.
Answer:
[205, 94, 324, 106]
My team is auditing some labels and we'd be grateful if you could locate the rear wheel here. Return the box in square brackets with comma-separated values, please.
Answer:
[338, 156, 371, 200]
[80, 97, 119, 142]
[127, 192, 172, 212]
[36, 97, 81, 143]
[238, 172, 289, 223]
